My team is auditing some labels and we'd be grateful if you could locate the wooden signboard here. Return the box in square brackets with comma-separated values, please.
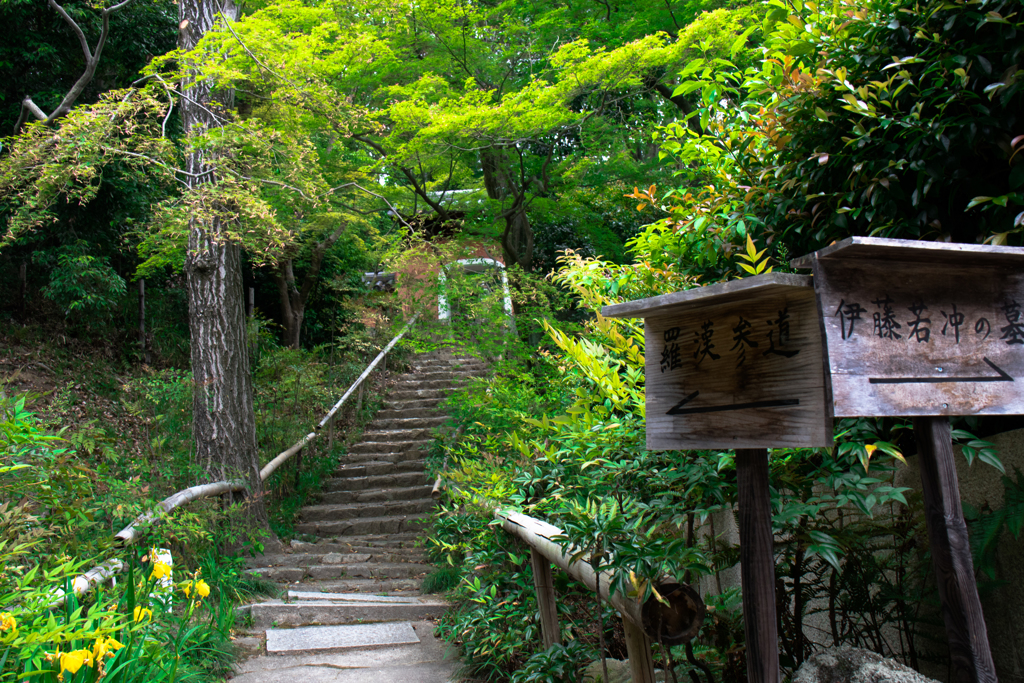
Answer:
[791, 237, 1024, 418]
[602, 273, 832, 450]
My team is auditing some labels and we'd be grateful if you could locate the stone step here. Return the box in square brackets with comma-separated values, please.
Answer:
[288, 578, 423, 594]
[265, 621, 420, 653]
[384, 398, 448, 412]
[387, 378, 468, 392]
[393, 370, 480, 382]
[324, 472, 431, 492]
[249, 560, 431, 583]
[230, 620, 458, 683]
[318, 484, 434, 505]
[295, 513, 430, 537]
[300, 499, 434, 522]
[332, 459, 427, 478]
[368, 416, 449, 431]
[386, 388, 451, 401]
[290, 533, 423, 550]
[243, 597, 446, 629]
[248, 547, 425, 570]
[409, 356, 481, 366]
[344, 449, 431, 466]
[348, 438, 432, 455]
[376, 407, 446, 420]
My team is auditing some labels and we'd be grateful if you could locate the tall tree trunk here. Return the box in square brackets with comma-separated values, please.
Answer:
[274, 227, 345, 350]
[179, 0, 264, 516]
[275, 259, 304, 350]
[482, 149, 533, 271]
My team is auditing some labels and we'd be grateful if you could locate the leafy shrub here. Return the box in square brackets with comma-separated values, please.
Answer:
[509, 640, 596, 683]
[36, 244, 127, 325]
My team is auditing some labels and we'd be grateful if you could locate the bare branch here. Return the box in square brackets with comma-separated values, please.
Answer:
[14, 98, 47, 133]
[48, 0, 92, 62]
[14, 0, 137, 134]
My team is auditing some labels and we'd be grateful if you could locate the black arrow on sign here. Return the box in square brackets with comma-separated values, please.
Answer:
[869, 357, 1014, 385]
[666, 390, 801, 416]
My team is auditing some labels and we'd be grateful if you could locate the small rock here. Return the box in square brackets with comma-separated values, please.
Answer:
[322, 552, 344, 564]
[793, 647, 938, 683]
[290, 539, 312, 549]
[583, 659, 632, 683]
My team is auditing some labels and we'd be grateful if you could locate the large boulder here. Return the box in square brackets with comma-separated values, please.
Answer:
[793, 648, 939, 683]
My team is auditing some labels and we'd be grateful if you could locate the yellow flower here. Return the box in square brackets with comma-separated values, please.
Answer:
[60, 649, 93, 675]
[150, 562, 172, 581]
[133, 606, 153, 623]
[92, 636, 124, 661]
[0, 612, 15, 631]
[183, 582, 191, 598]
[195, 579, 210, 598]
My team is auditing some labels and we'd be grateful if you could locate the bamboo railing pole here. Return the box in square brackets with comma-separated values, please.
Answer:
[318, 313, 419, 430]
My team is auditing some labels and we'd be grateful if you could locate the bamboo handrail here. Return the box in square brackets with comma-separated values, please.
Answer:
[50, 314, 421, 607]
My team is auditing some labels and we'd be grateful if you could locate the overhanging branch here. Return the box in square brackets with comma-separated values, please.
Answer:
[14, 0, 137, 135]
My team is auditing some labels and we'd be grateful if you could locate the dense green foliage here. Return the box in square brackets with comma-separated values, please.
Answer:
[2, 0, 1023, 679]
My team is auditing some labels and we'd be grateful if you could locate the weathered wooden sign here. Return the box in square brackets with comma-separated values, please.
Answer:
[791, 237, 1024, 418]
[602, 273, 832, 450]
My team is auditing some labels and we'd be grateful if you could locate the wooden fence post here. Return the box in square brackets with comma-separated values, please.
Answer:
[328, 416, 334, 452]
[622, 617, 656, 683]
[735, 448, 780, 683]
[530, 548, 560, 648]
[914, 417, 997, 683]
[294, 447, 303, 491]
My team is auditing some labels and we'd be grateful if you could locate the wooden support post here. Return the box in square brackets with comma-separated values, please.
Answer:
[530, 548, 560, 648]
[138, 278, 149, 364]
[294, 447, 303, 491]
[735, 448, 780, 683]
[247, 286, 255, 318]
[622, 616, 656, 683]
[356, 380, 364, 415]
[914, 417, 997, 683]
[328, 416, 334, 452]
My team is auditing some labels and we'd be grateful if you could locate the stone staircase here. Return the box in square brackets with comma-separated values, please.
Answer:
[232, 349, 487, 682]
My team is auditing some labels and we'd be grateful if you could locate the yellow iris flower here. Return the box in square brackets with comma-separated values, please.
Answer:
[133, 606, 153, 623]
[150, 562, 172, 581]
[92, 636, 124, 661]
[184, 578, 211, 599]
[0, 612, 15, 631]
[59, 649, 93, 675]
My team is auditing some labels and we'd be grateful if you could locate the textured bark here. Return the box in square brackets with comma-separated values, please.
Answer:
[274, 226, 345, 349]
[180, 0, 264, 518]
[482, 148, 534, 271]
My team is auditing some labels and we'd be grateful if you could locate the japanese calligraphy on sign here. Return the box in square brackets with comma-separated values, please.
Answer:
[797, 237, 1024, 417]
[602, 273, 832, 450]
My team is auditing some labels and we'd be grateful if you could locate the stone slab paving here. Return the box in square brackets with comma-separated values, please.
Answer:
[266, 621, 419, 654]
[233, 621, 460, 683]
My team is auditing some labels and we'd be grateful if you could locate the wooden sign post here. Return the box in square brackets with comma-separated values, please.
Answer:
[791, 237, 1024, 683]
[603, 273, 835, 683]
[605, 239, 1024, 683]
